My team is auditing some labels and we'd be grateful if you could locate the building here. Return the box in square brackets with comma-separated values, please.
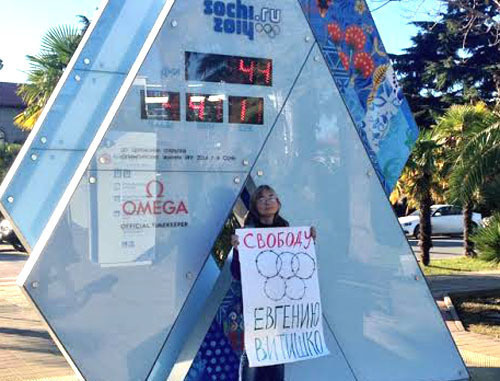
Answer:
[0, 82, 29, 144]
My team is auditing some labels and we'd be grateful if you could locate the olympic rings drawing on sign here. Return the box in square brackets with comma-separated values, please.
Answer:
[255, 23, 281, 39]
[255, 250, 316, 301]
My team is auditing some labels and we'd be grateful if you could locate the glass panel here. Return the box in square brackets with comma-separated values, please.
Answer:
[30, 70, 125, 150]
[23, 170, 244, 381]
[73, 0, 165, 73]
[1, 150, 85, 247]
[249, 45, 466, 381]
[1, 0, 167, 244]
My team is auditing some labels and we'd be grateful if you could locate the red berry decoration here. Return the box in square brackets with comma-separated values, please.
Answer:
[353, 52, 375, 78]
[339, 52, 350, 70]
[345, 25, 366, 51]
[327, 23, 343, 43]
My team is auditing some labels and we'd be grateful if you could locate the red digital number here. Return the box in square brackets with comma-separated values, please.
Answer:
[238, 59, 255, 83]
[257, 61, 272, 85]
[257, 98, 263, 123]
[240, 99, 247, 122]
[188, 96, 205, 120]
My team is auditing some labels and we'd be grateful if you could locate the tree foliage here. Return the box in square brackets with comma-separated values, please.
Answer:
[472, 212, 500, 263]
[0, 143, 22, 182]
[15, 16, 90, 130]
[390, 0, 500, 129]
[433, 103, 499, 255]
[392, 130, 442, 265]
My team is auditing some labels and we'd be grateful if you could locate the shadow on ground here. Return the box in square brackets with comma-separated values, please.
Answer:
[0, 252, 27, 260]
[469, 367, 500, 381]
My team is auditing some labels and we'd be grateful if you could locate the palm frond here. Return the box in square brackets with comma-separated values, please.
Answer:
[447, 122, 500, 204]
[15, 21, 86, 130]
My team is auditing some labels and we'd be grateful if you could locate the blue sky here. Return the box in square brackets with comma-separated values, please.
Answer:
[0, 0, 443, 84]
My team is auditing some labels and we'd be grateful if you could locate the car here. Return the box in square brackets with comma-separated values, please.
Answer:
[0, 219, 26, 252]
[482, 216, 492, 227]
[398, 205, 482, 239]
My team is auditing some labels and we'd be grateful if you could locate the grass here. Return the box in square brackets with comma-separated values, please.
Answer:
[420, 256, 500, 276]
[454, 294, 500, 340]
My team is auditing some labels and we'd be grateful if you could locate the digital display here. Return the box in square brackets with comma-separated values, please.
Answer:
[140, 90, 180, 121]
[186, 93, 224, 123]
[229, 96, 264, 125]
[185, 52, 273, 86]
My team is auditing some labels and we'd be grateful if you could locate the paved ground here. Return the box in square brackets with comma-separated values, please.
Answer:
[0, 247, 77, 381]
[428, 273, 500, 298]
[1, 246, 499, 380]
[433, 273, 500, 381]
[410, 237, 464, 258]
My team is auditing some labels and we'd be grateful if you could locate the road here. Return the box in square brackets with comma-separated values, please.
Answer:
[0, 244, 27, 283]
[409, 237, 464, 259]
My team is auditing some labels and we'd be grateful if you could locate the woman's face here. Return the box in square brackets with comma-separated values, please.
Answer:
[255, 189, 280, 218]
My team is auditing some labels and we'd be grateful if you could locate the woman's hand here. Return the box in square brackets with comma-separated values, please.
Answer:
[310, 226, 317, 243]
[231, 234, 240, 249]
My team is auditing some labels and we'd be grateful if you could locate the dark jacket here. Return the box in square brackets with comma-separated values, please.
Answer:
[230, 214, 289, 280]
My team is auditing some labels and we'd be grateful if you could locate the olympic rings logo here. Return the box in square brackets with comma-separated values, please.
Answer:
[255, 250, 316, 302]
[255, 23, 281, 39]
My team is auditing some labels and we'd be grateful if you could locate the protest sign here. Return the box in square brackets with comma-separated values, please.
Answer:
[237, 226, 329, 367]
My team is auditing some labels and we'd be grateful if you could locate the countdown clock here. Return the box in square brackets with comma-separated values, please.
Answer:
[140, 52, 270, 125]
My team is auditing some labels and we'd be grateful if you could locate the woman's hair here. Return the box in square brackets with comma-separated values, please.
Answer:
[247, 185, 281, 222]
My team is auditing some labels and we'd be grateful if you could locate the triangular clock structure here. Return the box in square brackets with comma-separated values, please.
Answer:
[1, 0, 468, 380]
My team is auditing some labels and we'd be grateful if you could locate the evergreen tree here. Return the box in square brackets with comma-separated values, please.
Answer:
[390, 0, 500, 129]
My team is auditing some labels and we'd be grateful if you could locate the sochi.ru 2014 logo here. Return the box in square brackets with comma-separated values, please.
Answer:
[203, 0, 282, 40]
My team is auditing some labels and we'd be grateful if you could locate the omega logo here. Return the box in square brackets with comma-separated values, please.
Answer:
[122, 180, 188, 216]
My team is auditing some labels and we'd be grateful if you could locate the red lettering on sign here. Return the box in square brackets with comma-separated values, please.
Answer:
[137, 201, 152, 215]
[163, 200, 175, 214]
[267, 233, 276, 248]
[122, 201, 136, 215]
[146, 180, 164, 198]
[177, 201, 188, 214]
[294, 231, 302, 248]
[277, 232, 284, 248]
[257, 233, 265, 249]
[243, 233, 256, 248]
[304, 229, 314, 249]
[153, 200, 162, 214]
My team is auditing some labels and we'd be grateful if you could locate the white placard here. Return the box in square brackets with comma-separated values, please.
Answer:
[237, 226, 329, 367]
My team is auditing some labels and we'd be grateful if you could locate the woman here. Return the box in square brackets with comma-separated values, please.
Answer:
[231, 185, 315, 381]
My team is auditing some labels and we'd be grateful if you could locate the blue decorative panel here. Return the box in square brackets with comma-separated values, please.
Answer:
[298, 0, 419, 193]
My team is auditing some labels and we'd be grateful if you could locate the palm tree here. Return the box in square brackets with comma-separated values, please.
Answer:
[15, 16, 90, 130]
[392, 131, 442, 266]
[433, 103, 498, 256]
